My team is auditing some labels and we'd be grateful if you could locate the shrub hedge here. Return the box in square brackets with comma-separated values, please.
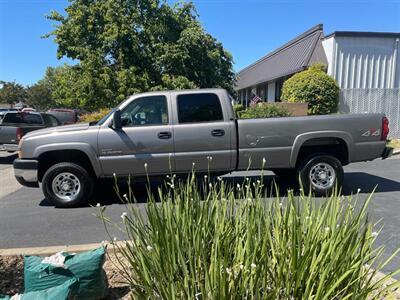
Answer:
[281, 64, 339, 115]
[238, 103, 291, 119]
[79, 108, 111, 123]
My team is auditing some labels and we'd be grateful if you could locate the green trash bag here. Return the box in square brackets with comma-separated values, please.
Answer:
[0, 278, 78, 300]
[24, 247, 108, 299]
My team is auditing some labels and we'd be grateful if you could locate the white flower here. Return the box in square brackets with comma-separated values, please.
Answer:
[209, 183, 212, 188]
[262, 157, 266, 164]
[113, 173, 116, 177]
[217, 176, 222, 181]
[256, 180, 261, 184]
[204, 175, 208, 179]
[245, 177, 250, 181]
[146, 245, 153, 251]
[96, 203, 100, 207]
[279, 202, 283, 207]
[357, 188, 361, 193]
[226, 268, 232, 276]
[144, 163, 148, 169]
[305, 216, 310, 220]
[372, 231, 378, 237]
[168, 183, 175, 189]
[101, 240, 108, 245]
[236, 183, 241, 190]
[251, 263, 256, 269]
[113, 237, 117, 242]
[207, 156, 213, 162]
[123, 194, 128, 200]
[192, 162, 196, 166]
[325, 227, 330, 232]
[121, 212, 128, 220]
[239, 264, 244, 270]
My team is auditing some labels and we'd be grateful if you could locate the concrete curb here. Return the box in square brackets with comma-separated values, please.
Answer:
[0, 243, 104, 256]
[393, 149, 400, 156]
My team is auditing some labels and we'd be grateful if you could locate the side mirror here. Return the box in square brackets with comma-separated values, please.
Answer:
[112, 109, 122, 129]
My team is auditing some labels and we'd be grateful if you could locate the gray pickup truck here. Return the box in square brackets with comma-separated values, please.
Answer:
[14, 88, 392, 207]
[0, 111, 61, 152]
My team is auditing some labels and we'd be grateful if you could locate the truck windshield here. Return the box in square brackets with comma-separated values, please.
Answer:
[96, 108, 114, 126]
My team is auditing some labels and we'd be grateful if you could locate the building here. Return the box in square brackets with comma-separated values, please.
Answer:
[323, 31, 400, 137]
[236, 24, 327, 105]
[236, 25, 400, 137]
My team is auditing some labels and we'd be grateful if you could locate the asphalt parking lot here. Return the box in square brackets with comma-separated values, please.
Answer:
[0, 152, 399, 277]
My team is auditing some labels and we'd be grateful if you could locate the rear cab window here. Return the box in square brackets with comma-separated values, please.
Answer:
[2, 113, 43, 125]
[177, 93, 223, 123]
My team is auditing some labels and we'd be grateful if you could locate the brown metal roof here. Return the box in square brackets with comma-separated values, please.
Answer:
[236, 24, 327, 90]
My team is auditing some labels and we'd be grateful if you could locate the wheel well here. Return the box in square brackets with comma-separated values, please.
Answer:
[296, 138, 349, 167]
[38, 150, 95, 182]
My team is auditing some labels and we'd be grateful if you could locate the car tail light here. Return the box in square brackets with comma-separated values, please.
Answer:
[382, 116, 389, 140]
[16, 127, 24, 142]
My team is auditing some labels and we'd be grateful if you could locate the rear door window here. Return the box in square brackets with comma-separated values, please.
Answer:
[177, 93, 223, 123]
[43, 114, 60, 127]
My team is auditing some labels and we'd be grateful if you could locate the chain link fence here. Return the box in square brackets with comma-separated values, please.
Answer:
[339, 88, 400, 138]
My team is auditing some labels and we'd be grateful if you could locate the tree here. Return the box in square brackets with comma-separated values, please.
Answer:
[281, 65, 339, 115]
[45, 0, 235, 110]
[0, 80, 27, 106]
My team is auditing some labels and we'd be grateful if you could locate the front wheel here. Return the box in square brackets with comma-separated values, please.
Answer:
[42, 162, 94, 208]
[297, 155, 343, 196]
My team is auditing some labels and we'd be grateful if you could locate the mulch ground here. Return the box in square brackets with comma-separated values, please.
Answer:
[0, 254, 131, 299]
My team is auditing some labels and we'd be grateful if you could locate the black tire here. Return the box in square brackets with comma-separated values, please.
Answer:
[42, 162, 94, 208]
[271, 168, 297, 179]
[297, 155, 343, 196]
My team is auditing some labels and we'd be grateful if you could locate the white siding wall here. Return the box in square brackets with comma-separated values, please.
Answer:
[323, 36, 400, 88]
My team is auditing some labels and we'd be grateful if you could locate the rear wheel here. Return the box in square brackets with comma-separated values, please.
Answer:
[42, 162, 94, 207]
[297, 155, 343, 196]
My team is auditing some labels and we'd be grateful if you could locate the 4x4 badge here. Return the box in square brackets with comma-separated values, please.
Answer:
[362, 129, 380, 137]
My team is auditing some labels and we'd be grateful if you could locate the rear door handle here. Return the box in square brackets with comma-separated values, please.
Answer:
[158, 131, 172, 139]
[211, 129, 225, 137]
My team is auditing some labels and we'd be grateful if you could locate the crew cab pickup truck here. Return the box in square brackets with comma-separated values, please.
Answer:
[0, 111, 61, 152]
[14, 89, 392, 207]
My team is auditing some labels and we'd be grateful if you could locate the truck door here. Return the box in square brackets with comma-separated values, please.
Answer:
[98, 94, 174, 177]
[172, 92, 234, 173]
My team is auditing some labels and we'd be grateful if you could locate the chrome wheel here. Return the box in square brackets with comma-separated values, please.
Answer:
[309, 162, 336, 189]
[52, 172, 81, 201]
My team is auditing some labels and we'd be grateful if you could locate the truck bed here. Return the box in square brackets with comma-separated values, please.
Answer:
[237, 113, 386, 170]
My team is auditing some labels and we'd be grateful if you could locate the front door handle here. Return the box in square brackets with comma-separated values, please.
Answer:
[158, 131, 172, 139]
[211, 129, 225, 137]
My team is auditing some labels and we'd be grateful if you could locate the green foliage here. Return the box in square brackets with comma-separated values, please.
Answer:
[79, 108, 111, 123]
[97, 174, 400, 299]
[0, 81, 27, 105]
[45, 0, 235, 110]
[25, 80, 55, 110]
[238, 103, 291, 119]
[281, 65, 339, 115]
[232, 104, 245, 118]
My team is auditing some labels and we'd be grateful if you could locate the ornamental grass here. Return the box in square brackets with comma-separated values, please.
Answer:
[97, 171, 400, 299]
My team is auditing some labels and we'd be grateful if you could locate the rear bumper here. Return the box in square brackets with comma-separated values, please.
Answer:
[13, 158, 39, 188]
[382, 147, 393, 160]
[0, 144, 19, 152]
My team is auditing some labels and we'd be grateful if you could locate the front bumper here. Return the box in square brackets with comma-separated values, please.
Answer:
[382, 147, 393, 160]
[0, 144, 19, 152]
[13, 158, 39, 188]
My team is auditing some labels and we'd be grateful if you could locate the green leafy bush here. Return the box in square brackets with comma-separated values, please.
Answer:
[97, 173, 400, 299]
[281, 64, 339, 115]
[239, 103, 291, 119]
[233, 104, 245, 118]
[79, 108, 110, 123]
